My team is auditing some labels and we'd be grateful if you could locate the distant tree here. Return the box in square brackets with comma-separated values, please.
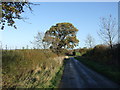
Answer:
[43, 22, 79, 54]
[22, 46, 25, 50]
[15, 46, 17, 50]
[0, 41, 2, 50]
[1, 1, 37, 30]
[31, 32, 49, 49]
[26, 45, 29, 49]
[5, 45, 7, 50]
[98, 15, 117, 49]
[85, 34, 95, 48]
[33, 47, 36, 50]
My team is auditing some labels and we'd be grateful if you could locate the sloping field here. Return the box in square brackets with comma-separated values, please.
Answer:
[2, 49, 64, 88]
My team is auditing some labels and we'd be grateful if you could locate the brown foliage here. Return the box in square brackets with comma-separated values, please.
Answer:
[1, 2, 34, 30]
[43, 22, 79, 54]
[82, 44, 119, 66]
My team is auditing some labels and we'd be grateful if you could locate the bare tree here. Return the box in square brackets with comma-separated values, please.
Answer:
[31, 32, 49, 49]
[31, 32, 52, 58]
[0, 41, 2, 50]
[85, 34, 95, 48]
[98, 15, 117, 49]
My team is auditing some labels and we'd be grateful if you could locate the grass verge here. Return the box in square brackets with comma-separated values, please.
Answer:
[48, 65, 64, 88]
[75, 56, 120, 85]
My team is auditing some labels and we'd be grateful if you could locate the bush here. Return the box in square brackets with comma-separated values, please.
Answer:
[82, 44, 119, 66]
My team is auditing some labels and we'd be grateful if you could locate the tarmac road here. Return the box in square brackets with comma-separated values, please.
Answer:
[60, 57, 120, 88]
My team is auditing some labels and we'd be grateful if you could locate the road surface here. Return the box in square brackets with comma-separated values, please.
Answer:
[60, 57, 120, 88]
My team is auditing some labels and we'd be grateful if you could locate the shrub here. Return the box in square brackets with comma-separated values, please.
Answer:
[82, 44, 119, 66]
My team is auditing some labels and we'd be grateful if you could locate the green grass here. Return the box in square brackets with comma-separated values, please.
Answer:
[48, 58, 68, 88]
[75, 52, 81, 56]
[2, 49, 64, 88]
[49, 66, 64, 88]
[75, 56, 120, 85]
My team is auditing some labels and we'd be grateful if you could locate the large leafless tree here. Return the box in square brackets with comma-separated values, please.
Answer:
[98, 15, 117, 49]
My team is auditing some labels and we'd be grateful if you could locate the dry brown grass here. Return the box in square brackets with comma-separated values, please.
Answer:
[2, 49, 64, 88]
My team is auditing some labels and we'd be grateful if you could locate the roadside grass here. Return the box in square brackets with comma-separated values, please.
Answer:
[75, 52, 81, 56]
[2, 49, 64, 88]
[75, 56, 120, 85]
[49, 65, 64, 88]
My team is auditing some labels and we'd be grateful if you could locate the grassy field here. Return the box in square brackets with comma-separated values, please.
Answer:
[2, 49, 64, 88]
[75, 56, 120, 85]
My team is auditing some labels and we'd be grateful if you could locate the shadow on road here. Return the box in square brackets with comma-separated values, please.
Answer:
[59, 57, 120, 88]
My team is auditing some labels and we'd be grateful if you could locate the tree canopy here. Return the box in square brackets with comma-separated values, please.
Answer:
[1, 1, 33, 30]
[43, 22, 79, 53]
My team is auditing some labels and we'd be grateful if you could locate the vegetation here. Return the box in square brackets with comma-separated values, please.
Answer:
[75, 56, 120, 84]
[82, 44, 119, 66]
[1, 1, 36, 30]
[98, 15, 117, 49]
[1, 4, 118, 87]
[31, 32, 49, 49]
[43, 22, 79, 54]
[49, 66, 64, 88]
[2, 49, 64, 88]
[71, 48, 89, 56]
[85, 34, 95, 48]
[74, 43, 120, 84]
